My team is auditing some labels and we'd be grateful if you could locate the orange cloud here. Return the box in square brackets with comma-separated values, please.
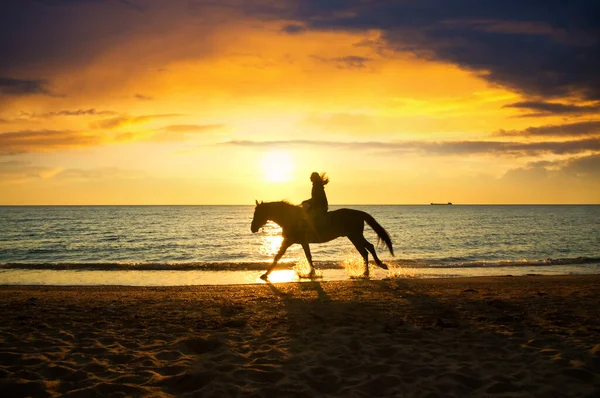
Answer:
[162, 124, 225, 133]
[90, 114, 182, 130]
[0, 130, 103, 155]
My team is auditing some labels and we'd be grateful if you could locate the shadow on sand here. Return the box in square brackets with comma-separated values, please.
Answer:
[1, 276, 599, 396]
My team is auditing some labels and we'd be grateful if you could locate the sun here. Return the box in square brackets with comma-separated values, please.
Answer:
[261, 150, 294, 183]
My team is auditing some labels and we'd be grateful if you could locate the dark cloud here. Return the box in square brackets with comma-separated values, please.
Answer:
[0, 130, 102, 155]
[504, 100, 600, 117]
[313, 55, 372, 69]
[4, 1, 598, 102]
[561, 154, 600, 177]
[503, 154, 600, 181]
[4, 1, 598, 104]
[282, 24, 306, 34]
[225, 137, 600, 156]
[495, 120, 600, 138]
[0, 77, 51, 95]
[274, 0, 600, 100]
[32, 0, 141, 8]
[0, 1, 140, 73]
[0, 1, 237, 77]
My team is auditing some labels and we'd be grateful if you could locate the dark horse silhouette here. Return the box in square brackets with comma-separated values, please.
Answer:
[251, 200, 394, 280]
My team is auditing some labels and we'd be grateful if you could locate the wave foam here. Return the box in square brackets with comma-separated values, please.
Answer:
[1, 257, 599, 271]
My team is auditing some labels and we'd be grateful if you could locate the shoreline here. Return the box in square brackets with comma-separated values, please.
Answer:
[2, 265, 600, 287]
[2, 275, 600, 396]
[2, 272, 599, 288]
[2, 256, 599, 269]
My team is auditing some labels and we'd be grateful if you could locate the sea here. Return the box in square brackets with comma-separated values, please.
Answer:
[1, 205, 599, 285]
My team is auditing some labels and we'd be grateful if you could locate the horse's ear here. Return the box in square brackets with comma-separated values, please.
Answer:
[255, 200, 259, 205]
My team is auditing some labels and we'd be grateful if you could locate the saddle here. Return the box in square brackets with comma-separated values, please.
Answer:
[302, 206, 329, 238]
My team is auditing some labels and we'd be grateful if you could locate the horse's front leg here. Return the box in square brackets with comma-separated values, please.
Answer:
[300, 242, 316, 278]
[260, 239, 292, 280]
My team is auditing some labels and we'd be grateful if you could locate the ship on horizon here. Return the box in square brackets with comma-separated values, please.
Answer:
[430, 202, 453, 205]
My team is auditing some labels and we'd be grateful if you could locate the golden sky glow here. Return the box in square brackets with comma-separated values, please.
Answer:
[262, 151, 294, 183]
[1, 1, 599, 204]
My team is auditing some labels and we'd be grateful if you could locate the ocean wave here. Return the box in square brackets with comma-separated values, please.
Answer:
[0, 261, 327, 271]
[1, 257, 599, 271]
[390, 257, 600, 268]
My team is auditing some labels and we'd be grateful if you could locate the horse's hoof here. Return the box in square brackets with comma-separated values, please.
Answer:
[259, 273, 269, 281]
[378, 263, 388, 270]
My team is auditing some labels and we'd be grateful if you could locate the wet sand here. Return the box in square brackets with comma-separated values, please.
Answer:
[1, 275, 599, 397]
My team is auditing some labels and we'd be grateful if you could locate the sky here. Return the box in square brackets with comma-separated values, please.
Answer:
[1, 0, 599, 204]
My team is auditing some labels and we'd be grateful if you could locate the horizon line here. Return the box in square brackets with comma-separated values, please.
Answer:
[1, 203, 599, 206]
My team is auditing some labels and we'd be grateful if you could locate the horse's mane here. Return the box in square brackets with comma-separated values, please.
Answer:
[262, 200, 301, 209]
[259, 200, 303, 215]
[280, 200, 300, 207]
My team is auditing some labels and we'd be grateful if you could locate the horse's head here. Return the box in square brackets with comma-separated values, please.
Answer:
[251, 200, 267, 233]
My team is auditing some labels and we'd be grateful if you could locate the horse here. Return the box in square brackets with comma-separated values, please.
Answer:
[251, 200, 394, 280]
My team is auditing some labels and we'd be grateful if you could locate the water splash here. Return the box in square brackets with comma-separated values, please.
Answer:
[387, 265, 417, 279]
[341, 254, 369, 278]
[293, 258, 323, 279]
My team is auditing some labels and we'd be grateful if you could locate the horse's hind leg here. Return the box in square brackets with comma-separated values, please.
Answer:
[364, 238, 388, 270]
[348, 235, 369, 277]
[300, 242, 316, 278]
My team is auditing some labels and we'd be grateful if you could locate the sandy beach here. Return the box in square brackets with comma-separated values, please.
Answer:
[1, 275, 599, 397]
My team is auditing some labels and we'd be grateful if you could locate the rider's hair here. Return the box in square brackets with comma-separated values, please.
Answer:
[311, 172, 329, 185]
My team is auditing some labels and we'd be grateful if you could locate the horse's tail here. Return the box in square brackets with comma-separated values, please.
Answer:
[362, 212, 394, 256]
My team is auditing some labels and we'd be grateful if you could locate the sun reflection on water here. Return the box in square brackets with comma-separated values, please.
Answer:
[259, 234, 283, 257]
[258, 221, 283, 257]
[257, 221, 301, 262]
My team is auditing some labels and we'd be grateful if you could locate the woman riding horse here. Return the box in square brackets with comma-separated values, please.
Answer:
[302, 172, 330, 234]
[252, 173, 394, 279]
